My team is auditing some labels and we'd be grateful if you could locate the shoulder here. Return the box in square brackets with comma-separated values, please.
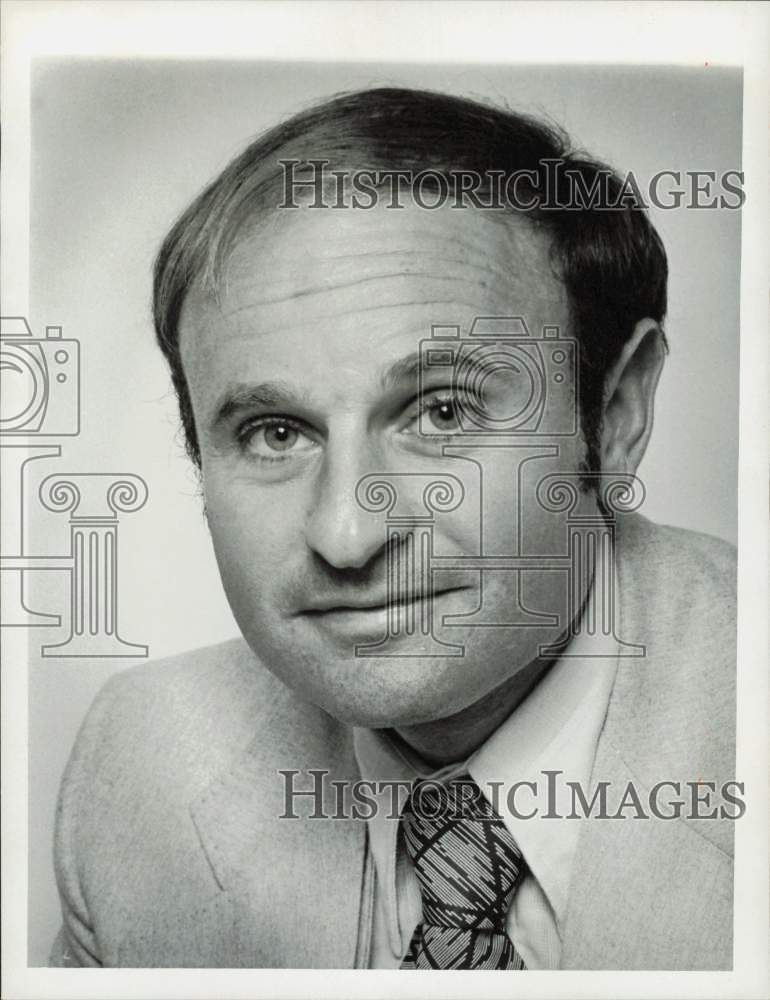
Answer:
[66, 639, 281, 783]
[56, 637, 349, 851]
[616, 510, 737, 572]
[609, 515, 737, 851]
[91, 636, 282, 732]
[63, 637, 341, 796]
[614, 512, 737, 690]
[53, 638, 351, 960]
[615, 513, 736, 635]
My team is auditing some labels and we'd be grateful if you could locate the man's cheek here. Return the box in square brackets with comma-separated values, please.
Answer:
[209, 526, 281, 636]
[210, 508, 287, 570]
[206, 492, 300, 590]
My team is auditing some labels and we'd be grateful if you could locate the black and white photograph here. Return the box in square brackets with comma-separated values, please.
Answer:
[2, 3, 768, 998]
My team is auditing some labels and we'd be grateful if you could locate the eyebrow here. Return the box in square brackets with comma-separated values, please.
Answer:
[210, 380, 307, 432]
[379, 349, 498, 390]
[379, 351, 424, 392]
[209, 350, 447, 433]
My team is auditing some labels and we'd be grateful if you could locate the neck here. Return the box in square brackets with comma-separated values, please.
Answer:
[394, 654, 554, 768]
[394, 555, 598, 768]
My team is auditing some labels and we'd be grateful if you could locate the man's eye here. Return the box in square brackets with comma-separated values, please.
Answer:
[407, 392, 470, 438]
[239, 420, 317, 459]
[426, 398, 461, 432]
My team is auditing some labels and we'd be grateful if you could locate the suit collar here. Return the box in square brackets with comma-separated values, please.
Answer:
[560, 513, 734, 968]
[560, 732, 733, 969]
[190, 690, 367, 968]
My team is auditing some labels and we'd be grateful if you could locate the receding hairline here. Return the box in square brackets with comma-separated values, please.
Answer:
[185, 190, 562, 323]
[155, 87, 577, 324]
[152, 86, 668, 471]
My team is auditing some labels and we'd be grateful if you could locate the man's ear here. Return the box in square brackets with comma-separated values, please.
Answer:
[600, 318, 666, 476]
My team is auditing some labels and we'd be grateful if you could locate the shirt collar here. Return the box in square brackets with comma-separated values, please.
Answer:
[353, 550, 620, 952]
[352, 727, 422, 957]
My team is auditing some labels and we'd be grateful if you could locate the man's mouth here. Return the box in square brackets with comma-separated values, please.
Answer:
[301, 584, 468, 614]
[298, 586, 469, 641]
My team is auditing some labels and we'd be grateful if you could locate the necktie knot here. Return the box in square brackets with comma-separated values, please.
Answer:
[400, 775, 528, 969]
[402, 776, 525, 931]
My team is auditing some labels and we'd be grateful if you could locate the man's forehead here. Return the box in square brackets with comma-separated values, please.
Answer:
[194, 202, 561, 311]
[178, 202, 569, 390]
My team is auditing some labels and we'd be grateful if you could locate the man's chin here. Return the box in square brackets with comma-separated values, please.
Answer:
[312, 695, 454, 731]
[243, 619, 535, 730]
[286, 656, 489, 731]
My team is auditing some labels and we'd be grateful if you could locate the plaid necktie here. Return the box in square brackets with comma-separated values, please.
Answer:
[400, 774, 527, 970]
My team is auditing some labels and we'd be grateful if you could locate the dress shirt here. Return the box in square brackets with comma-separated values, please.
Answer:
[353, 557, 620, 969]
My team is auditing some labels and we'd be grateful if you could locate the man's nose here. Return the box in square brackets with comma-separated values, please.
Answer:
[304, 449, 387, 570]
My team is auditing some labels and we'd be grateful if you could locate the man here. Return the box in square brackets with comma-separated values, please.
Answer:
[50, 88, 737, 970]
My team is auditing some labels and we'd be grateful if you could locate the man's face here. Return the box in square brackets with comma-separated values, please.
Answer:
[179, 200, 598, 727]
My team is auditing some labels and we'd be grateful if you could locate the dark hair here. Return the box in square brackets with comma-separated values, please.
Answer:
[153, 86, 667, 470]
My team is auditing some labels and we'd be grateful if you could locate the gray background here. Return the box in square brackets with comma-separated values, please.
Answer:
[26, 59, 741, 963]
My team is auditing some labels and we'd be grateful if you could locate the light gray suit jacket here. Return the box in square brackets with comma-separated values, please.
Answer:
[50, 513, 737, 969]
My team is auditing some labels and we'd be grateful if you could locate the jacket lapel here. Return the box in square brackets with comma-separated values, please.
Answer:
[561, 513, 735, 969]
[190, 697, 367, 968]
[560, 736, 733, 969]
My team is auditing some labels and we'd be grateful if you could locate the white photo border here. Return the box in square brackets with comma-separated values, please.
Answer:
[2, 2, 768, 998]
